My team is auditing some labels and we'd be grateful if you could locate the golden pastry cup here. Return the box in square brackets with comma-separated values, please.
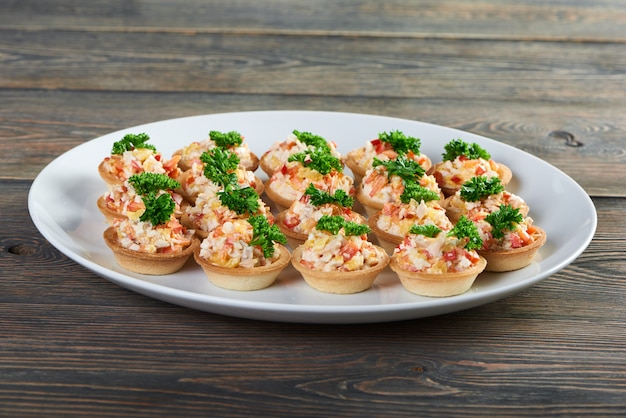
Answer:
[275, 211, 308, 249]
[194, 245, 291, 291]
[264, 178, 298, 212]
[259, 151, 280, 177]
[97, 195, 127, 224]
[367, 212, 404, 254]
[433, 162, 513, 197]
[98, 160, 124, 188]
[479, 226, 547, 272]
[290, 245, 390, 294]
[345, 151, 366, 185]
[390, 254, 487, 297]
[355, 187, 385, 218]
[103, 227, 199, 275]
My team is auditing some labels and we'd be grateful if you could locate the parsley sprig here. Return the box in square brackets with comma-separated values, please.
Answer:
[485, 204, 524, 239]
[293, 130, 331, 151]
[304, 184, 354, 208]
[127, 172, 180, 226]
[218, 186, 260, 216]
[209, 130, 243, 148]
[248, 215, 287, 258]
[315, 215, 370, 236]
[459, 176, 504, 202]
[442, 139, 491, 161]
[128, 172, 180, 196]
[379, 130, 421, 155]
[288, 147, 342, 175]
[200, 148, 240, 187]
[111, 133, 156, 155]
[408, 224, 442, 238]
[400, 180, 440, 204]
[408, 216, 483, 251]
[448, 216, 483, 250]
[372, 154, 425, 183]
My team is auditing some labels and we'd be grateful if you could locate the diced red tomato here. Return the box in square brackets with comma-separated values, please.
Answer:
[443, 250, 457, 262]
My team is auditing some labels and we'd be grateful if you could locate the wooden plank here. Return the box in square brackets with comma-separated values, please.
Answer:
[1, 90, 623, 197]
[1, 0, 625, 41]
[1, 30, 625, 104]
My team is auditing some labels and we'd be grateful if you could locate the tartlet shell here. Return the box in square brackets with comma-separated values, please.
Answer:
[264, 178, 297, 212]
[98, 160, 124, 188]
[390, 254, 487, 297]
[194, 244, 291, 291]
[97, 195, 127, 224]
[479, 226, 547, 272]
[290, 245, 390, 294]
[103, 227, 199, 275]
[433, 162, 513, 197]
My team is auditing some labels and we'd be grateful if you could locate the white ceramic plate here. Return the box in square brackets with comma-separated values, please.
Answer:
[28, 111, 596, 323]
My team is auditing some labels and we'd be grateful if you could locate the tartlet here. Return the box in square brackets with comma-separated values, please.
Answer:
[172, 130, 259, 172]
[259, 130, 342, 177]
[291, 245, 389, 294]
[345, 130, 432, 184]
[290, 215, 389, 294]
[356, 157, 442, 217]
[264, 149, 353, 212]
[431, 138, 512, 197]
[194, 244, 290, 291]
[478, 226, 546, 272]
[389, 218, 487, 297]
[103, 225, 198, 275]
[193, 216, 290, 291]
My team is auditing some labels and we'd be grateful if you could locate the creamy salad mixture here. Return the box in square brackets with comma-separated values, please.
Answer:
[360, 165, 440, 204]
[377, 200, 453, 237]
[112, 217, 194, 254]
[433, 157, 501, 190]
[269, 161, 354, 202]
[394, 233, 482, 274]
[298, 229, 385, 272]
[262, 133, 341, 174]
[102, 148, 181, 183]
[199, 220, 279, 268]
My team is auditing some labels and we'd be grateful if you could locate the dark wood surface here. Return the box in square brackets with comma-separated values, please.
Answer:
[2, 1, 625, 416]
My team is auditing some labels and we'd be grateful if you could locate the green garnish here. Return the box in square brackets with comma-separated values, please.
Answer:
[379, 130, 421, 155]
[200, 147, 240, 187]
[209, 130, 243, 148]
[442, 139, 491, 161]
[408, 224, 442, 238]
[372, 155, 425, 183]
[111, 133, 156, 155]
[293, 130, 331, 151]
[485, 204, 524, 239]
[315, 215, 370, 236]
[248, 215, 287, 258]
[128, 173, 180, 196]
[304, 184, 354, 208]
[448, 216, 483, 251]
[459, 176, 504, 202]
[127, 173, 179, 226]
[400, 180, 440, 204]
[218, 186, 260, 215]
[288, 147, 342, 175]
[139, 192, 175, 226]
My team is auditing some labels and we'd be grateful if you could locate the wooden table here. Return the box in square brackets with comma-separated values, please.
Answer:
[2, 1, 625, 416]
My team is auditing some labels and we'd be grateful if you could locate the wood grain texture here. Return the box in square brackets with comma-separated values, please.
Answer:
[1, 0, 626, 41]
[2, 1, 626, 416]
